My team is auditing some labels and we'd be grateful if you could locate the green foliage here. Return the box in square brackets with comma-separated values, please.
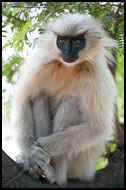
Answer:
[2, 2, 124, 73]
[96, 136, 117, 171]
[115, 54, 124, 122]
[96, 156, 108, 170]
[107, 136, 117, 153]
[2, 1, 124, 172]
[2, 55, 24, 84]
[2, 2, 124, 54]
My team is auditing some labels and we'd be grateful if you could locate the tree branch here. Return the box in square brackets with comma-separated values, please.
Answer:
[2, 149, 124, 188]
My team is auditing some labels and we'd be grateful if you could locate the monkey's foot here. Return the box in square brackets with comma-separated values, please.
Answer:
[43, 164, 56, 184]
[16, 144, 51, 179]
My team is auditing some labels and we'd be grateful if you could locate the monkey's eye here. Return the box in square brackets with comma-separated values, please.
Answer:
[74, 40, 81, 45]
[59, 39, 65, 44]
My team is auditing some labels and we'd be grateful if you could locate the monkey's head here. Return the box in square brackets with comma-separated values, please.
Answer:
[39, 13, 117, 66]
[56, 33, 86, 63]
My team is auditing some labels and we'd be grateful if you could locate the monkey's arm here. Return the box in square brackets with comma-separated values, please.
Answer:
[38, 121, 112, 157]
[38, 85, 115, 158]
[12, 98, 51, 175]
[12, 79, 51, 177]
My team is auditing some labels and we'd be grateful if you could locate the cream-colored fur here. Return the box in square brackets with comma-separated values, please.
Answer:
[12, 13, 117, 186]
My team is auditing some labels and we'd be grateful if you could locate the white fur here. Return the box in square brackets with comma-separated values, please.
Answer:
[11, 13, 117, 186]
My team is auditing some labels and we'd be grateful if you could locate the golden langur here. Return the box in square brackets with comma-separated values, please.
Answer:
[11, 13, 117, 186]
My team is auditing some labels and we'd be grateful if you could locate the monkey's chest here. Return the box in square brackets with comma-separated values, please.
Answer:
[42, 60, 85, 97]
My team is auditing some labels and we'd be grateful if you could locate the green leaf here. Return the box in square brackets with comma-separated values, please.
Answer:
[2, 42, 11, 50]
[96, 156, 108, 170]
[2, 30, 7, 33]
[109, 143, 116, 153]
[13, 18, 32, 42]
[2, 54, 24, 84]
[12, 8, 23, 15]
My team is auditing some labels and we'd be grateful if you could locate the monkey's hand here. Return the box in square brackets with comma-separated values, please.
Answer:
[16, 144, 51, 179]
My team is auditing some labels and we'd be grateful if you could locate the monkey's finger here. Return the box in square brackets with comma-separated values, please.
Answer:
[29, 163, 45, 179]
[39, 148, 51, 158]
[29, 168, 40, 180]
[36, 142, 51, 158]
[36, 159, 48, 172]
[36, 168, 44, 176]
[16, 158, 30, 171]
[36, 152, 50, 164]
[32, 165, 44, 176]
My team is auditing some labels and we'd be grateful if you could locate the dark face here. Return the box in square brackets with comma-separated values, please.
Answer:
[56, 34, 86, 63]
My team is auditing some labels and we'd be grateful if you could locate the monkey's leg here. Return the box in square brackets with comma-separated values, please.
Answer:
[44, 96, 81, 186]
[37, 90, 114, 184]
[32, 92, 52, 138]
[52, 96, 81, 133]
[52, 95, 103, 183]
[67, 144, 104, 181]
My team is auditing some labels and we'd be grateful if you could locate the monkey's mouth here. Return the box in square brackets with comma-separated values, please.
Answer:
[63, 56, 78, 63]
